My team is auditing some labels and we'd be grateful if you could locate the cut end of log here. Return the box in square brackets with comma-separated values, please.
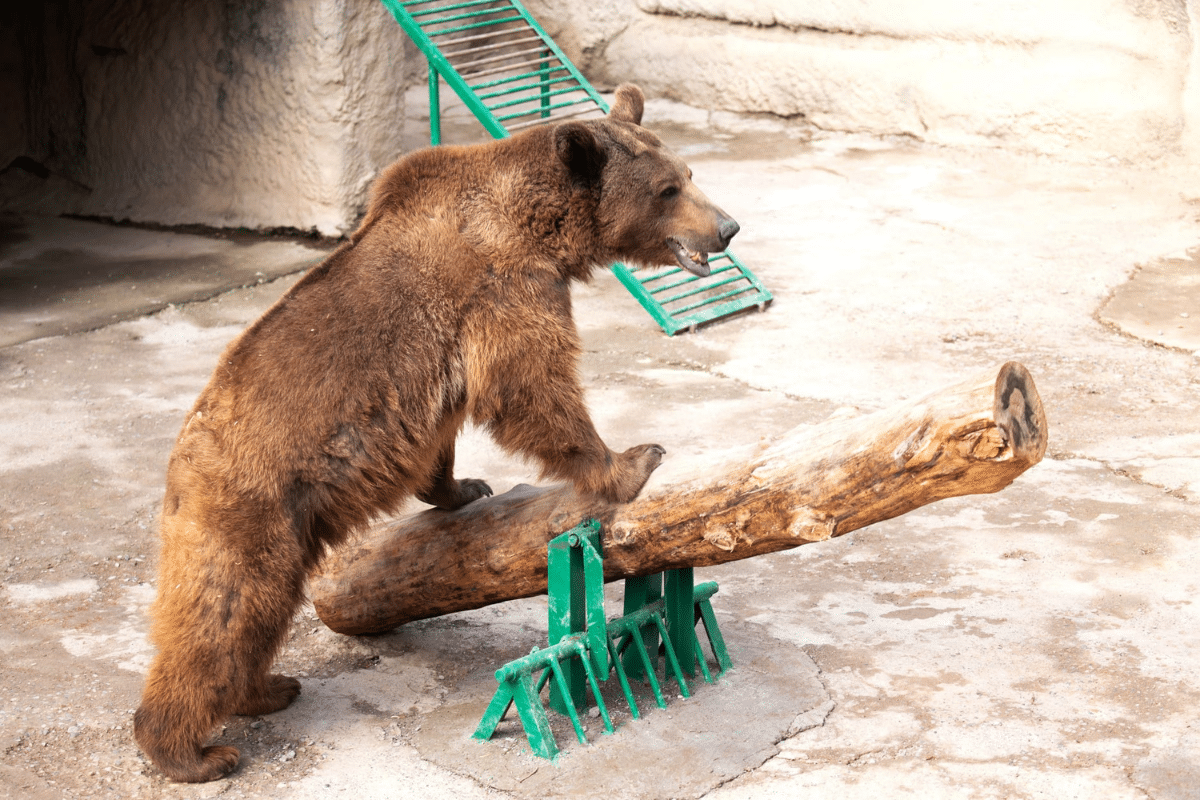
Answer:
[993, 361, 1048, 464]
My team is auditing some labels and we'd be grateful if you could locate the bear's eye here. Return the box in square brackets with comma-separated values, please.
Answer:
[659, 186, 680, 200]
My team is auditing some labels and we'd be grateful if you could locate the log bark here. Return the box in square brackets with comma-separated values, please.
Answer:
[313, 361, 1047, 635]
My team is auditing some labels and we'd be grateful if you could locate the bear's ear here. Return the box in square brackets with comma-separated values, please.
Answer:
[555, 122, 608, 185]
[609, 84, 644, 125]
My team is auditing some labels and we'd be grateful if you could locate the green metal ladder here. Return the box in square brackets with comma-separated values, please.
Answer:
[473, 520, 732, 759]
[380, 0, 773, 335]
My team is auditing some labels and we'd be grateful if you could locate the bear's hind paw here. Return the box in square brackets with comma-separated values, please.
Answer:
[235, 674, 301, 716]
[156, 745, 239, 783]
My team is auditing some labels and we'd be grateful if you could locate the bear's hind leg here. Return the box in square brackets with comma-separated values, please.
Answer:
[135, 649, 242, 783]
[137, 505, 310, 782]
[228, 562, 309, 717]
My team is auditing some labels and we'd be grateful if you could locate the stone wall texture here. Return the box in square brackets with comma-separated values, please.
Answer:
[4, 0, 1199, 233]
[3, 0, 410, 236]
[528, 0, 1200, 162]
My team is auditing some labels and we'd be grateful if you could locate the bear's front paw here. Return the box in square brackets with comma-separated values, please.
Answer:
[601, 443, 665, 504]
[456, 478, 494, 505]
[419, 478, 493, 510]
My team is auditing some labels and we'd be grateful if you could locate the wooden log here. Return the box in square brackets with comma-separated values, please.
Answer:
[312, 362, 1047, 635]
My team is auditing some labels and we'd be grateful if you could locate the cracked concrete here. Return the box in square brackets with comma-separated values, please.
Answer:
[2, 102, 1200, 798]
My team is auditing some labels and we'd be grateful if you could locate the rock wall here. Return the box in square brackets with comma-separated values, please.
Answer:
[5, 1, 1199, 234]
[528, 0, 1200, 162]
[2, 0, 411, 236]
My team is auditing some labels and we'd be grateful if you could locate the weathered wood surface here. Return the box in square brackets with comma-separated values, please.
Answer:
[312, 362, 1047, 635]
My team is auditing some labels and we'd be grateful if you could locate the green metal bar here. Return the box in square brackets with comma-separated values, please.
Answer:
[605, 635, 641, 719]
[472, 64, 570, 90]
[409, 0, 504, 19]
[475, 71, 574, 99]
[381, 0, 773, 335]
[494, 96, 592, 122]
[658, 274, 745, 305]
[486, 84, 588, 113]
[665, 568, 696, 679]
[642, 264, 736, 294]
[547, 653, 588, 744]
[621, 572, 662, 680]
[473, 666, 558, 758]
[651, 610, 691, 698]
[449, 39, 546, 73]
[612, 264, 678, 333]
[427, 62, 441, 146]
[629, 620, 668, 708]
[539, 50, 551, 118]
[426, 14, 523, 38]
[547, 528, 585, 714]
[547, 521, 607, 715]
[667, 285, 760, 317]
[381, 0, 511, 139]
[579, 529, 609, 677]
[507, 673, 558, 759]
[674, 292, 770, 330]
[661, 277, 752, 307]
[695, 581, 733, 676]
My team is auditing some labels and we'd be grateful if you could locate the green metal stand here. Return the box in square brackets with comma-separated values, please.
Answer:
[378, 0, 773, 335]
[473, 519, 732, 759]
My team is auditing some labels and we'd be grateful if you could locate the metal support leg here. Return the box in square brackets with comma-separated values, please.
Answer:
[622, 572, 662, 680]
[665, 568, 696, 678]
[428, 61, 441, 146]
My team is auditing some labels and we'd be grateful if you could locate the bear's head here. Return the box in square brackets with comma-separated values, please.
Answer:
[554, 84, 739, 277]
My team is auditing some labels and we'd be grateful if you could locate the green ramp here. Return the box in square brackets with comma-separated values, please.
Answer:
[380, 0, 773, 335]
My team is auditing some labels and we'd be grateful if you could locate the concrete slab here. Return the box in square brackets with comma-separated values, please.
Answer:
[2, 111, 1199, 799]
[1099, 247, 1200, 355]
[0, 214, 328, 348]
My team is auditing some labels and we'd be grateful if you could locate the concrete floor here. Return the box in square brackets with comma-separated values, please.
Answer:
[2, 110, 1199, 799]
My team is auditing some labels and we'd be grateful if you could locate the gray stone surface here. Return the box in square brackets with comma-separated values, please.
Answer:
[2, 110, 1199, 798]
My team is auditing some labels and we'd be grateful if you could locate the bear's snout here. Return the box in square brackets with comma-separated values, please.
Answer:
[717, 214, 740, 250]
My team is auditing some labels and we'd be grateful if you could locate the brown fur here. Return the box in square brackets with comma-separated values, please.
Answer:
[133, 85, 738, 782]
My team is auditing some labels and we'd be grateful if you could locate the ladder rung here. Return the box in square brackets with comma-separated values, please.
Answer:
[644, 264, 737, 292]
[479, 76, 581, 102]
[428, 14, 524, 40]
[444, 33, 542, 64]
[423, 8, 518, 33]
[409, 0, 508, 18]
[506, 104, 603, 129]
[386, 0, 771, 335]
[472, 64, 570, 91]
[668, 286, 761, 317]
[450, 43, 549, 73]
[660, 274, 747, 306]
[497, 96, 592, 122]
[402, 0, 484, 6]
[463, 56, 560, 83]
[487, 85, 589, 112]
[435, 24, 531, 51]
[445, 31, 540, 54]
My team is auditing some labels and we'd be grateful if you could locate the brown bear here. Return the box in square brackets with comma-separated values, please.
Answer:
[133, 84, 739, 782]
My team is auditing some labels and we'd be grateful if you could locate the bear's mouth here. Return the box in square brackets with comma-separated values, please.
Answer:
[667, 237, 712, 278]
